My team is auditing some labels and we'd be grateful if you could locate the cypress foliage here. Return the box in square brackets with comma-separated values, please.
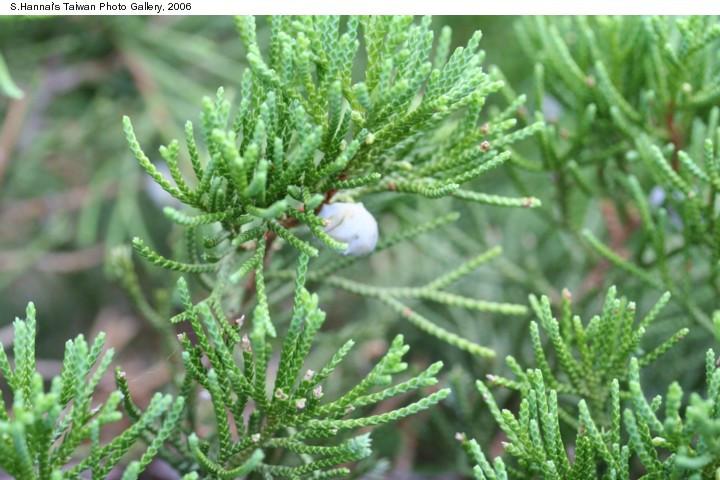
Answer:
[166, 257, 449, 477]
[123, 15, 540, 357]
[465, 287, 720, 479]
[5, 14, 720, 480]
[512, 16, 720, 330]
[0, 303, 183, 479]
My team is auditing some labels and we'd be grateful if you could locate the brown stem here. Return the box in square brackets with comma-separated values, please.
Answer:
[238, 197, 327, 307]
[666, 102, 683, 170]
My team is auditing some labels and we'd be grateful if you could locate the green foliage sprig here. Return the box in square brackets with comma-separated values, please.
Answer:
[461, 287, 720, 479]
[269, 219, 527, 358]
[513, 16, 720, 329]
[497, 287, 687, 409]
[121, 14, 544, 260]
[0, 303, 183, 479]
[467, 351, 720, 480]
[122, 15, 542, 358]
[169, 255, 449, 478]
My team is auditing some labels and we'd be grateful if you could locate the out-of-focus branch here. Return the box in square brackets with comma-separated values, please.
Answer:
[0, 244, 105, 273]
[0, 96, 29, 186]
[0, 182, 118, 228]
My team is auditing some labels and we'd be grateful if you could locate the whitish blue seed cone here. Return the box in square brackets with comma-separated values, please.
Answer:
[319, 202, 379, 256]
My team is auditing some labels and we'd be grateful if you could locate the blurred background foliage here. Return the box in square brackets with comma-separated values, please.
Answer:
[0, 15, 715, 478]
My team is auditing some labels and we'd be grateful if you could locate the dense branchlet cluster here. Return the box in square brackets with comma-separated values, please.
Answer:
[464, 288, 720, 479]
[125, 16, 542, 265]
[116, 15, 530, 478]
[513, 16, 720, 330]
[0, 304, 184, 479]
[123, 15, 541, 358]
[6, 14, 720, 480]
[165, 255, 449, 477]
